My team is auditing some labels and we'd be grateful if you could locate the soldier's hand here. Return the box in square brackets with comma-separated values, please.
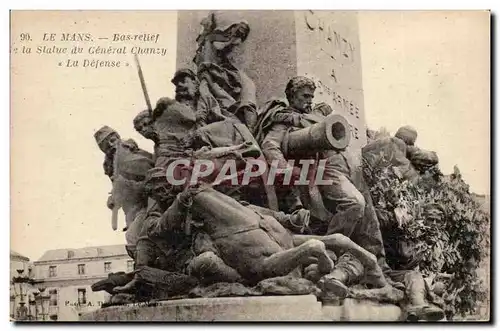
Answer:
[156, 97, 176, 108]
[292, 113, 305, 126]
[196, 121, 208, 130]
[107, 196, 115, 210]
[180, 131, 197, 148]
[154, 97, 176, 115]
[178, 191, 192, 207]
[178, 184, 202, 207]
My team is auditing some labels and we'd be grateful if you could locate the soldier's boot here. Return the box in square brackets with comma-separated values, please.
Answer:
[303, 249, 338, 283]
[113, 238, 157, 294]
[404, 271, 445, 321]
[113, 278, 140, 294]
[91, 272, 134, 294]
[318, 253, 364, 299]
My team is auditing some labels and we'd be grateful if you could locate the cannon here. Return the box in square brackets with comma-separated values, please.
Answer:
[281, 114, 351, 157]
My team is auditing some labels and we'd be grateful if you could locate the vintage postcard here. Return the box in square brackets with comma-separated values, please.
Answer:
[9, 10, 490, 322]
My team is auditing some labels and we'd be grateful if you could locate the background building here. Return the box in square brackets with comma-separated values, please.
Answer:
[10, 245, 133, 321]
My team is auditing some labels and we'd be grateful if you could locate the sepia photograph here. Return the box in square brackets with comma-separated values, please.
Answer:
[9, 8, 491, 322]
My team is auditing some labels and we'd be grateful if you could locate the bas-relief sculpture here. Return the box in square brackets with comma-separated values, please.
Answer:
[91, 11, 447, 322]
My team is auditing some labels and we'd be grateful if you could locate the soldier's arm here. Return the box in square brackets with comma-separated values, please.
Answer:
[153, 97, 176, 120]
[196, 81, 212, 127]
[146, 196, 190, 237]
[261, 123, 290, 169]
[196, 79, 228, 127]
[272, 110, 302, 127]
[161, 195, 191, 232]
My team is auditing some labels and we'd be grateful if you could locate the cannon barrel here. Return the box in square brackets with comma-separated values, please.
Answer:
[282, 114, 351, 156]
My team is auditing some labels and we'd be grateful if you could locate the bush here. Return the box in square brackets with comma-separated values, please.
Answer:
[363, 154, 490, 318]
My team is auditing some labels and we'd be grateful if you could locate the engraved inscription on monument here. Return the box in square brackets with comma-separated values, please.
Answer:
[296, 11, 367, 160]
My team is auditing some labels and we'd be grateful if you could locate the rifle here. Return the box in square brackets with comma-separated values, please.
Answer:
[134, 54, 153, 116]
[110, 141, 126, 231]
[107, 55, 152, 231]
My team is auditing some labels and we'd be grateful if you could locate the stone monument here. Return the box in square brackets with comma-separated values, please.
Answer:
[176, 10, 366, 164]
[84, 11, 409, 322]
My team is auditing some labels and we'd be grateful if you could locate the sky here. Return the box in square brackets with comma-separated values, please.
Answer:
[359, 11, 490, 194]
[10, 11, 490, 261]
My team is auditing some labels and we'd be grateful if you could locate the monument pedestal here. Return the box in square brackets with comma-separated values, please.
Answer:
[80, 295, 402, 321]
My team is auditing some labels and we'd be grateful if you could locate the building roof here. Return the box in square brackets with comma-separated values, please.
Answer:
[36, 245, 128, 263]
[10, 250, 30, 262]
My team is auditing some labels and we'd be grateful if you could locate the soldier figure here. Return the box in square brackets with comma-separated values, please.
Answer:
[152, 89, 196, 168]
[94, 126, 153, 213]
[363, 126, 444, 321]
[255, 76, 392, 278]
[193, 12, 258, 131]
[115, 166, 248, 294]
[172, 69, 199, 110]
[90, 10, 456, 321]
[133, 110, 159, 160]
[94, 125, 122, 181]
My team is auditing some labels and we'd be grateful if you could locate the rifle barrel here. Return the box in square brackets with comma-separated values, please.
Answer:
[134, 54, 153, 115]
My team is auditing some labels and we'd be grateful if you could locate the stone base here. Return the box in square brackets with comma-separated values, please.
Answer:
[80, 295, 402, 321]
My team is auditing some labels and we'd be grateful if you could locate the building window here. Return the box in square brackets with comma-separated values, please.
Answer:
[127, 260, 134, 272]
[77, 289, 87, 305]
[77, 264, 86, 275]
[49, 289, 58, 306]
[49, 266, 57, 277]
[104, 262, 112, 273]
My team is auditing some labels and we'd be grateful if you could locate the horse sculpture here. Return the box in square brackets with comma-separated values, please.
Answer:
[173, 144, 390, 289]
[187, 187, 389, 289]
